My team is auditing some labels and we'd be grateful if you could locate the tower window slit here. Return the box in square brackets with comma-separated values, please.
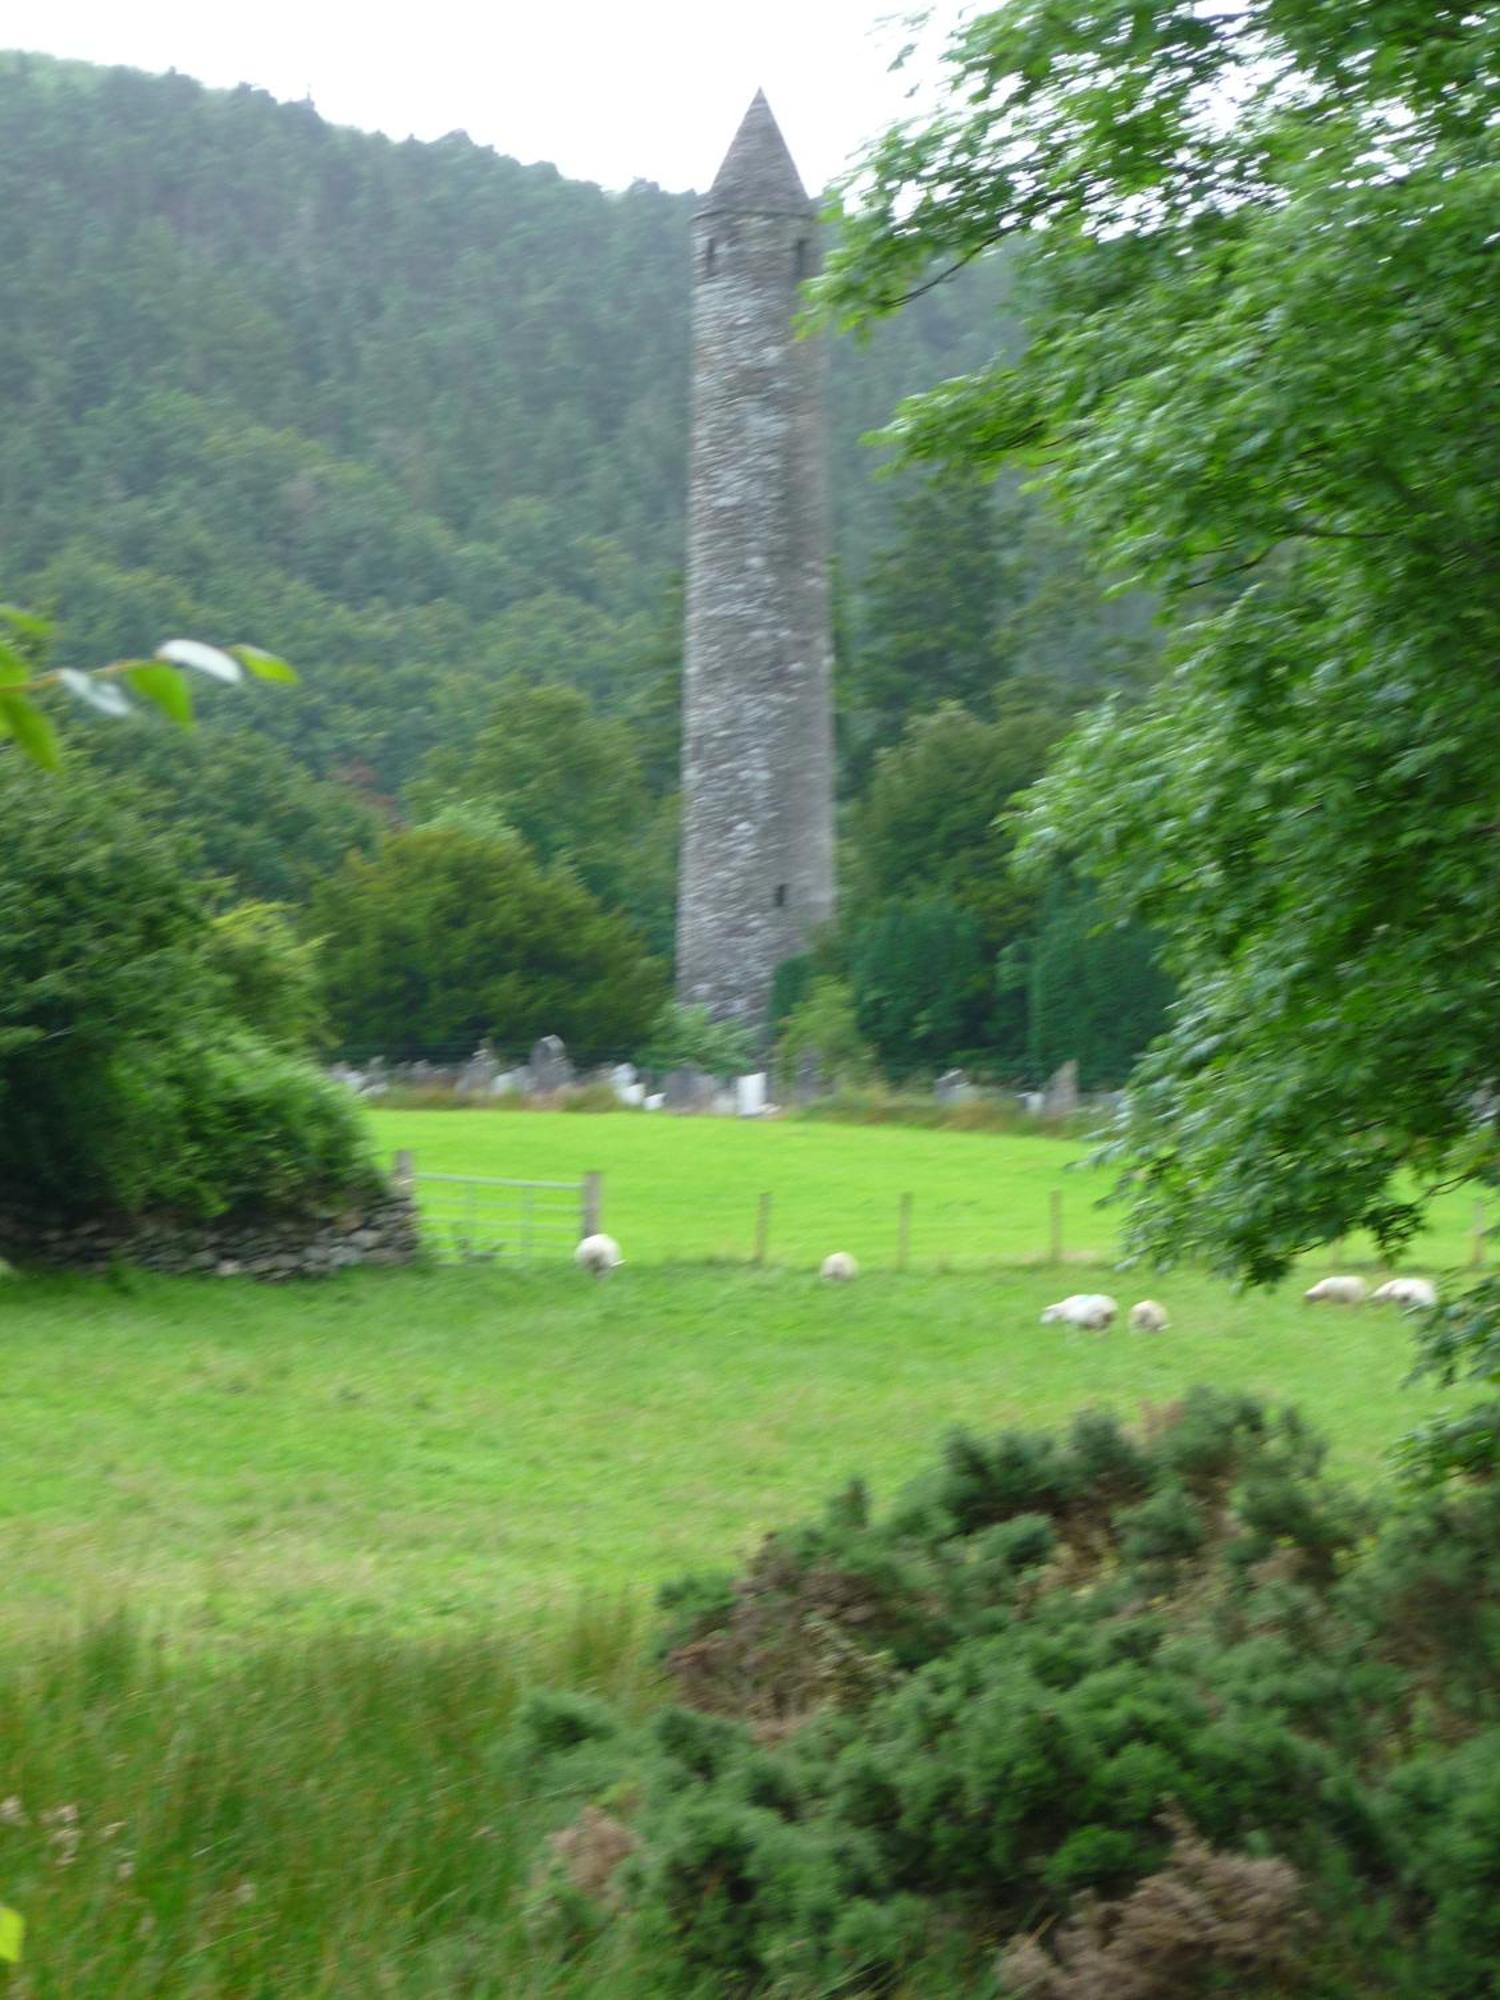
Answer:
[774, 884, 788, 909]
[704, 238, 719, 277]
[794, 238, 810, 278]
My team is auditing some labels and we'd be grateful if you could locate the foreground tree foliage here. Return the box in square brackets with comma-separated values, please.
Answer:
[819, 0, 1500, 1294]
[520, 1392, 1500, 1996]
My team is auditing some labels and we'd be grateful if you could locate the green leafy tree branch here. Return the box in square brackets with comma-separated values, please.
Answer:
[0, 603, 295, 769]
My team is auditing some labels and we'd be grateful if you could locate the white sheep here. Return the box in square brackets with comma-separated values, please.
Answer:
[1370, 1277, 1438, 1311]
[1129, 1300, 1170, 1333]
[820, 1252, 859, 1283]
[575, 1232, 623, 1278]
[1303, 1275, 1368, 1305]
[1041, 1292, 1117, 1331]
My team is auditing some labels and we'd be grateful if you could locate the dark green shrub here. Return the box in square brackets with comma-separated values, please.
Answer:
[847, 895, 995, 1079]
[514, 1690, 622, 1762]
[517, 1394, 1500, 1996]
[1118, 1481, 1209, 1567]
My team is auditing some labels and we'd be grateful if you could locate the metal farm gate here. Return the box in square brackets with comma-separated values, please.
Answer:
[395, 1153, 600, 1265]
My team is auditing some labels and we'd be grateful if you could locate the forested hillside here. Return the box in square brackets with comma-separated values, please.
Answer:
[0, 50, 1163, 1078]
[0, 52, 1008, 780]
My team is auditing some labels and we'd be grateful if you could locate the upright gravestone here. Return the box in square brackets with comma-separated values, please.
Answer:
[934, 1068, 973, 1105]
[1044, 1060, 1080, 1118]
[456, 1042, 500, 1098]
[736, 1072, 768, 1118]
[529, 1035, 573, 1096]
[664, 1065, 713, 1113]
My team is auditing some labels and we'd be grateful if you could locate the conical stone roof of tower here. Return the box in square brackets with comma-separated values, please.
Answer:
[699, 89, 813, 217]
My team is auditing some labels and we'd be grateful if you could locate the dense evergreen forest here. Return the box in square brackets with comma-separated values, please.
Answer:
[0, 50, 1162, 1077]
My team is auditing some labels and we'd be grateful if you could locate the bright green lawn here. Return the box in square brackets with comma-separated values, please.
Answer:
[0, 1262, 1464, 1643]
[372, 1106, 1492, 1271]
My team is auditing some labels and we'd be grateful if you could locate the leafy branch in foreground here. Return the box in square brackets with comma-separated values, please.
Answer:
[816, 0, 1500, 1291]
[0, 603, 296, 769]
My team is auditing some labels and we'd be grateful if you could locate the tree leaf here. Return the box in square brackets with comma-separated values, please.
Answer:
[0, 603, 50, 643]
[0, 640, 32, 688]
[230, 644, 300, 685]
[0, 691, 62, 769]
[156, 639, 242, 684]
[126, 662, 195, 727]
[0, 603, 51, 670]
[0, 1905, 24, 1964]
[59, 668, 133, 718]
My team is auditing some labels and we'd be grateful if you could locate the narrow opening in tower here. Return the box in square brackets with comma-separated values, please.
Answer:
[704, 238, 719, 277]
[794, 238, 810, 278]
[774, 884, 788, 909]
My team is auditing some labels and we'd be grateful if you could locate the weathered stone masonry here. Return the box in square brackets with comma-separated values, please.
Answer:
[0, 1189, 421, 1279]
[676, 92, 836, 1029]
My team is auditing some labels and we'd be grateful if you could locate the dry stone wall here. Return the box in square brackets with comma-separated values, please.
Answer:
[0, 1188, 421, 1279]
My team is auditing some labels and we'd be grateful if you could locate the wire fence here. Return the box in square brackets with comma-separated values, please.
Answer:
[390, 1154, 1485, 1276]
[398, 1153, 600, 1265]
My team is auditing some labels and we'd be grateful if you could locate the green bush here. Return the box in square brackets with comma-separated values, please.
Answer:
[517, 1390, 1500, 1996]
[206, 901, 328, 1053]
[773, 977, 875, 1096]
[640, 1002, 758, 1077]
[314, 816, 667, 1064]
[113, 1030, 382, 1217]
[0, 766, 378, 1222]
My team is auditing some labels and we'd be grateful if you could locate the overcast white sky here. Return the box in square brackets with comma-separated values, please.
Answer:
[3, 0, 964, 194]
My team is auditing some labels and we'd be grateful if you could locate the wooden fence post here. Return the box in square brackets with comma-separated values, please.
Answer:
[1049, 1189, 1064, 1265]
[392, 1149, 414, 1191]
[1472, 1199, 1487, 1269]
[897, 1193, 913, 1272]
[581, 1171, 603, 1239]
[754, 1192, 773, 1266]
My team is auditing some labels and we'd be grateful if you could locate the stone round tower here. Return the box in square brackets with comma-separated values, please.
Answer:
[675, 90, 836, 1030]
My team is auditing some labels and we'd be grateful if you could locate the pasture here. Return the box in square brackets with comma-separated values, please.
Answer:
[0, 1114, 1481, 1996]
[0, 1262, 1461, 1645]
[372, 1105, 1492, 1271]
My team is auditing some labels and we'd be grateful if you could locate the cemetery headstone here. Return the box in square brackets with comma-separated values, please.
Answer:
[1044, 1060, 1080, 1117]
[664, 1065, 714, 1112]
[529, 1035, 573, 1095]
[736, 1072, 768, 1118]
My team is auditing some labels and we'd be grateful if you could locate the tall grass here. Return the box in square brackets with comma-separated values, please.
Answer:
[0, 1605, 658, 1997]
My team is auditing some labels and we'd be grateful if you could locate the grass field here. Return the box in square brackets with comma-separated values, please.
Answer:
[0, 1115, 1484, 1995]
[0, 1261, 1465, 1644]
[372, 1105, 1491, 1271]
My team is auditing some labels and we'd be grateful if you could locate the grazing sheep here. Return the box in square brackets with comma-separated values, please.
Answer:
[1129, 1300, 1170, 1333]
[1303, 1275, 1368, 1305]
[1370, 1277, 1438, 1311]
[820, 1252, 859, 1283]
[575, 1232, 623, 1278]
[1041, 1292, 1117, 1331]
